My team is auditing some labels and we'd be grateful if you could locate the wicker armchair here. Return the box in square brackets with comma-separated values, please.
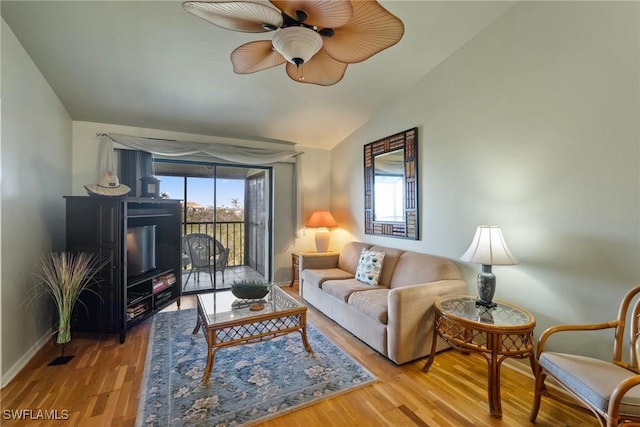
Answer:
[182, 233, 230, 290]
[530, 284, 640, 427]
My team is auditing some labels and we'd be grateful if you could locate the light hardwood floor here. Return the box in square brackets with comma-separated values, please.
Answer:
[0, 286, 594, 426]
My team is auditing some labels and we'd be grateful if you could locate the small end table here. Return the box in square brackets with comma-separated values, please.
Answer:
[423, 295, 536, 418]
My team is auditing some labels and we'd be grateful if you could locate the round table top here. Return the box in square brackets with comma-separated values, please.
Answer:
[436, 295, 535, 330]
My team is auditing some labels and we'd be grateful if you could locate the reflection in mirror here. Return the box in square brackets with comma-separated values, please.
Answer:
[374, 149, 404, 222]
[364, 127, 418, 240]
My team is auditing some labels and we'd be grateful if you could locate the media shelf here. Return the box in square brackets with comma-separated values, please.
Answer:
[65, 196, 182, 343]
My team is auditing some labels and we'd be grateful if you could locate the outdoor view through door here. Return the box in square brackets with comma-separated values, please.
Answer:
[155, 160, 270, 294]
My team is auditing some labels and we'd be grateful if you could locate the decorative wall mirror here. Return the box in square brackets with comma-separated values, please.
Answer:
[364, 128, 418, 239]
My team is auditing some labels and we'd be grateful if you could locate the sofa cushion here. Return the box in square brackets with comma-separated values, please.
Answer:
[355, 249, 385, 286]
[300, 268, 353, 289]
[348, 289, 389, 324]
[322, 279, 374, 302]
[369, 245, 405, 287]
[389, 251, 463, 288]
[337, 242, 373, 274]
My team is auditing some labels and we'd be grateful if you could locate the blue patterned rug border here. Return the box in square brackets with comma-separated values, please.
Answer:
[136, 307, 377, 426]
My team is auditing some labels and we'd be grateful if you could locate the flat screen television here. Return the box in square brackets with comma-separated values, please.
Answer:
[127, 225, 156, 277]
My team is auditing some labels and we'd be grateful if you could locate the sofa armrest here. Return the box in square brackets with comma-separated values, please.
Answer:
[386, 279, 467, 364]
[298, 252, 340, 272]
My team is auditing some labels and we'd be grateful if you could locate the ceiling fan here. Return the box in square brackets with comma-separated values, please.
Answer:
[182, 0, 404, 86]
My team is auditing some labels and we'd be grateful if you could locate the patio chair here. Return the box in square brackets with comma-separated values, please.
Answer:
[530, 284, 640, 427]
[182, 233, 230, 290]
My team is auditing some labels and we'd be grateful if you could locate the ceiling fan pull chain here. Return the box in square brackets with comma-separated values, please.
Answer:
[296, 63, 305, 81]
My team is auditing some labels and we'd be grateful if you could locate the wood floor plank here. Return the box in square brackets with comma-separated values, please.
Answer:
[0, 286, 595, 426]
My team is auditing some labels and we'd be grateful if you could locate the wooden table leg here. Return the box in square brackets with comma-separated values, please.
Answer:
[290, 253, 298, 287]
[487, 334, 503, 418]
[422, 317, 440, 372]
[192, 315, 201, 335]
[299, 326, 313, 353]
[202, 331, 217, 384]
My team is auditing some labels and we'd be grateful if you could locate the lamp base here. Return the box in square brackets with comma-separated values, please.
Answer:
[314, 228, 330, 253]
[476, 265, 497, 308]
[475, 300, 497, 309]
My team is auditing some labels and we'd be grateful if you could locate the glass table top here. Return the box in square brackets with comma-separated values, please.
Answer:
[196, 285, 302, 326]
[437, 295, 534, 327]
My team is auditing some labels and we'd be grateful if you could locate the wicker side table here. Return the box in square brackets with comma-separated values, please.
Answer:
[423, 295, 536, 418]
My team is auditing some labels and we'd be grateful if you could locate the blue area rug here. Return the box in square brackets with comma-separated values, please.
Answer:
[136, 308, 376, 426]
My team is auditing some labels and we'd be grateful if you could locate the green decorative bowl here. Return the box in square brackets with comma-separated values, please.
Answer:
[231, 280, 270, 300]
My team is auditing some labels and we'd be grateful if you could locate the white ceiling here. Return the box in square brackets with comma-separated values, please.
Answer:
[1, 1, 514, 150]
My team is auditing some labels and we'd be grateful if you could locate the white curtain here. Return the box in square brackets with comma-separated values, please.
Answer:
[100, 133, 303, 236]
[103, 133, 301, 164]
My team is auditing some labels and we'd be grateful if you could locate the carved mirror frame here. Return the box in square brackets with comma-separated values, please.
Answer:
[364, 127, 419, 240]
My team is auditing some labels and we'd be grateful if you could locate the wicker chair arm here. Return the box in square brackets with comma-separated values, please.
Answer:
[537, 321, 619, 355]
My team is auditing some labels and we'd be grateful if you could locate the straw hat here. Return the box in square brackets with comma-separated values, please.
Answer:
[85, 171, 131, 197]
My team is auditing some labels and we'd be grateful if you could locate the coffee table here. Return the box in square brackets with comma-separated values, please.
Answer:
[193, 285, 312, 384]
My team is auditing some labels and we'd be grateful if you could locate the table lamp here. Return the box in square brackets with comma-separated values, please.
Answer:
[306, 210, 337, 253]
[460, 225, 518, 308]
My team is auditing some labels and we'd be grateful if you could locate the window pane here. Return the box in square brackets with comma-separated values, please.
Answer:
[159, 175, 184, 200]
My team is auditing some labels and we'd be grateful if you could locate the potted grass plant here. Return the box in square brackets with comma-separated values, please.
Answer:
[230, 279, 270, 300]
[29, 252, 105, 365]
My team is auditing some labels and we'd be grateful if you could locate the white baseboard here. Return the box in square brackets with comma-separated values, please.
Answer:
[1, 329, 52, 388]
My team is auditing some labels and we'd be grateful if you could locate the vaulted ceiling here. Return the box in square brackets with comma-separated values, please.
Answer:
[2, 1, 514, 149]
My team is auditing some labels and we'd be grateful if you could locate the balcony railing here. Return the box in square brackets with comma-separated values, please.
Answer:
[182, 221, 244, 267]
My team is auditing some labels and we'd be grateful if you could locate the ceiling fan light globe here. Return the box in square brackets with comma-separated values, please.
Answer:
[272, 26, 322, 65]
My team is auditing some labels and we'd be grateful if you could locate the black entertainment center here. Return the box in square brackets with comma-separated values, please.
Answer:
[64, 196, 182, 343]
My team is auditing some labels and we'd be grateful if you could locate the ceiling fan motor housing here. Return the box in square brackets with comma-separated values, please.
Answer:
[272, 26, 323, 66]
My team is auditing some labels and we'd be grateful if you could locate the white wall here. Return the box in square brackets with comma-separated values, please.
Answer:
[331, 1, 640, 359]
[1, 19, 72, 386]
[71, 121, 331, 285]
[294, 148, 335, 252]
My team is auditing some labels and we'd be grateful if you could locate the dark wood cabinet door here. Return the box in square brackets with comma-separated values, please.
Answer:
[67, 197, 122, 333]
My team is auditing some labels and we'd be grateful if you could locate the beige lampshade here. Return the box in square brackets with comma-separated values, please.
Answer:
[306, 210, 337, 228]
[461, 225, 519, 266]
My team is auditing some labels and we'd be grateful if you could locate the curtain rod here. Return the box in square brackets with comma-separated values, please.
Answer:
[97, 132, 298, 147]
[96, 133, 177, 142]
[96, 132, 304, 156]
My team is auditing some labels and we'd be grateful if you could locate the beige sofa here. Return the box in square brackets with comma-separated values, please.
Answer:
[299, 242, 467, 364]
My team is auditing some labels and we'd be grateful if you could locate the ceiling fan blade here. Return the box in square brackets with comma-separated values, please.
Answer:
[322, 0, 404, 64]
[183, 1, 283, 32]
[285, 49, 347, 86]
[231, 40, 287, 74]
[270, 0, 353, 29]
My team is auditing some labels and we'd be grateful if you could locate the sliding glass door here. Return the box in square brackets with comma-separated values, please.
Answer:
[155, 160, 271, 294]
[246, 172, 266, 276]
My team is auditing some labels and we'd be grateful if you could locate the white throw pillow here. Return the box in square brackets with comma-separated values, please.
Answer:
[355, 249, 385, 286]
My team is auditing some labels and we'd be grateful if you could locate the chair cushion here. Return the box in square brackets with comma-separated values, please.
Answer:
[540, 352, 640, 416]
